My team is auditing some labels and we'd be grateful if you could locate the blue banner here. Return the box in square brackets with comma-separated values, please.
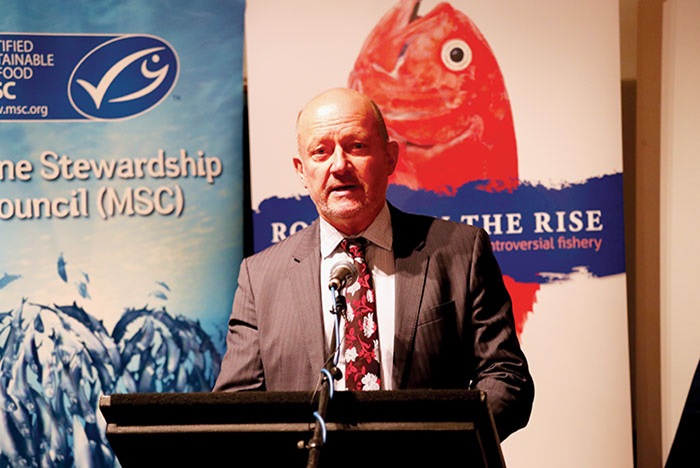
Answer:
[0, 1, 246, 466]
[255, 174, 625, 283]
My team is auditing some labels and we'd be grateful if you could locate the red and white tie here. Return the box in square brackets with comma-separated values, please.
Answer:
[340, 238, 381, 391]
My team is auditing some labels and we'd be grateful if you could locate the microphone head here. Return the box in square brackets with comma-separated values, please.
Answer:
[328, 260, 358, 291]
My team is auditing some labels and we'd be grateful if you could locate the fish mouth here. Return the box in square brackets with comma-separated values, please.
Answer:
[408, 0, 422, 23]
[388, 0, 424, 38]
[350, 0, 437, 86]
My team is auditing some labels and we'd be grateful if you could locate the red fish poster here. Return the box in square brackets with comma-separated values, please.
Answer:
[245, 1, 633, 466]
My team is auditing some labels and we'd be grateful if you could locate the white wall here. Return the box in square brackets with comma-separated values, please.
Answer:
[660, 0, 700, 460]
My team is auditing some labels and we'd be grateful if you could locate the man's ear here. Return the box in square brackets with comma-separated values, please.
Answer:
[293, 154, 306, 187]
[386, 140, 399, 175]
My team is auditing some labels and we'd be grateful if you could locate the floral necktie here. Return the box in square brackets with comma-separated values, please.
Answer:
[340, 237, 381, 391]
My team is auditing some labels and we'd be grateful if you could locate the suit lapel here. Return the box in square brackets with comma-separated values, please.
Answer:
[390, 206, 431, 388]
[287, 221, 326, 378]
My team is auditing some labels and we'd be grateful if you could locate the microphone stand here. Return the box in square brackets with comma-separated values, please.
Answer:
[304, 285, 346, 468]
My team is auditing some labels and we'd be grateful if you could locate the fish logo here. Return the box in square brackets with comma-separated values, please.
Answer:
[68, 35, 179, 120]
[349, 0, 518, 194]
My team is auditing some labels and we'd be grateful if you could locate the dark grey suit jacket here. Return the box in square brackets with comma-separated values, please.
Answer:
[214, 205, 534, 440]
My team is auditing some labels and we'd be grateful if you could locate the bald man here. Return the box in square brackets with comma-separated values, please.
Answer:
[214, 88, 534, 441]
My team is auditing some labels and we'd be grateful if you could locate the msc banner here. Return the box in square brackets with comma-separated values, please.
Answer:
[0, 1, 245, 466]
[246, 1, 633, 467]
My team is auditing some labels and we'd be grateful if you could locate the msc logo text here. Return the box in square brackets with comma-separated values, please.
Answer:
[0, 104, 48, 118]
[0, 81, 16, 99]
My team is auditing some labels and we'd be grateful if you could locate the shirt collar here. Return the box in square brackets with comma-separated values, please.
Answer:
[320, 202, 393, 259]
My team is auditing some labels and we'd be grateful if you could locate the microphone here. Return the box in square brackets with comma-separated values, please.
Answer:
[328, 260, 358, 291]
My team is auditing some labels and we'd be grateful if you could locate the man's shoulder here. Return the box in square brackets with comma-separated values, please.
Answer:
[391, 205, 483, 237]
[244, 219, 319, 264]
[390, 204, 486, 255]
[426, 215, 485, 247]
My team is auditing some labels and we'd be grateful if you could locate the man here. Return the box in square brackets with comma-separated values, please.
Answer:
[214, 87, 534, 440]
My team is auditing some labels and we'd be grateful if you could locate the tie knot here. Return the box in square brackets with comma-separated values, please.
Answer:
[340, 237, 367, 260]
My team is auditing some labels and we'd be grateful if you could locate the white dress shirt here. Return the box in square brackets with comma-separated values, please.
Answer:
[319, 203, 395, 390]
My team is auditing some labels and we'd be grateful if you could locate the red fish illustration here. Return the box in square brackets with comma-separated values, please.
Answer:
[349, 0, 537, 336]
[349, 0, 518, 195]
[503, 275, 539, 338]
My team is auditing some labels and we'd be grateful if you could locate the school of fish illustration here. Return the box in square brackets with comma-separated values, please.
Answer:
[0, 259, 221, 467]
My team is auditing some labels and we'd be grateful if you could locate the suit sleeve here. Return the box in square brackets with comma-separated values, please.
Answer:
[469, 228, 534, 440]
[212, 257, 266, 391]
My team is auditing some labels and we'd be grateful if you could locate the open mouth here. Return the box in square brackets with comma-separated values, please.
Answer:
[328, 184, 360, 196]
[330, 184, 356, 192]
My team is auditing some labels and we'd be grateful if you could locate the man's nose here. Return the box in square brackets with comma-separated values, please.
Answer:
[329, 146, 350, 172]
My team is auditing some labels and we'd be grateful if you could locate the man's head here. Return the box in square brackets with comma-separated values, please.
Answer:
[294, 88, 399, 235]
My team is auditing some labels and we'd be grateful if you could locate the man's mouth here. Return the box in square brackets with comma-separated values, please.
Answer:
[329, 184, 358, 195]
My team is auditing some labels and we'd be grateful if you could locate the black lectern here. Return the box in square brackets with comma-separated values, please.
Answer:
[99, 389, 505, 467]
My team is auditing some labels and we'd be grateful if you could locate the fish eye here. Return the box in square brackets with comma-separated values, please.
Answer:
[441, 39, 472, 72]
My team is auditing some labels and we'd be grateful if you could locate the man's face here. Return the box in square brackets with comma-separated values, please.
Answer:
[294, 90, 398, 235]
